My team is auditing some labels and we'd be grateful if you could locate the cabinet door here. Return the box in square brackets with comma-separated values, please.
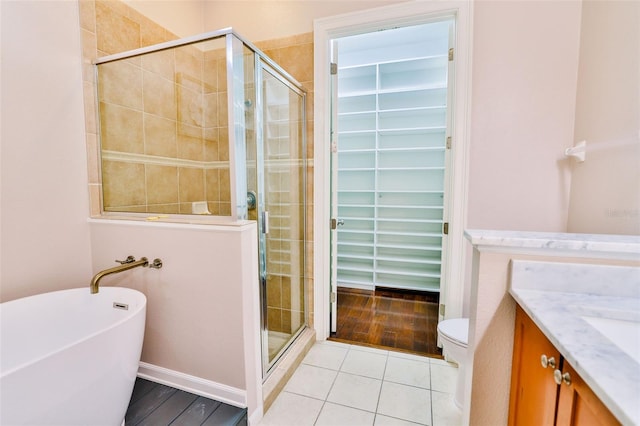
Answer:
[509, 306, 560, 426]
[556, 362, 621, 426]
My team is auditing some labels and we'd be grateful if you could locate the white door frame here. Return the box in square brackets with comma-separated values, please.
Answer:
[313, 1, 473, 340]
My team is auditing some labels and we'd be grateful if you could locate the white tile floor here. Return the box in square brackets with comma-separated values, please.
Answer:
[260, 341, 462, 426]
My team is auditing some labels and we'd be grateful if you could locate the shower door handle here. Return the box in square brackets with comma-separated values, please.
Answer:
[262, 211, 269, 234]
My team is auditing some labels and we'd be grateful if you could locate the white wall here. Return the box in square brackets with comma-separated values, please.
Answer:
[0, 0, 93, 301]
[567, 0, 640, 235]
[466, 0, 582, 233]
[123, 0, 406, 41]
[460, 0, 583, 318]
[203, 0, 405, 41]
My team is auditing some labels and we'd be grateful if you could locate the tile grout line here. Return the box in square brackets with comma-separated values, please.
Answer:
[372, 349, 390, 424]
[429, 359, 434, 426]
[311, 343, 351, 425]
[291, 342, 455, 426]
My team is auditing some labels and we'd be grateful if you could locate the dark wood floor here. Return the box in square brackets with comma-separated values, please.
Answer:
[125, 378, 247, 426]
[330, 286, 443, 357]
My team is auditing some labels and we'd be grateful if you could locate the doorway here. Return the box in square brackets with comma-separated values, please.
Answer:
[313, 1, 472, 349]
[329, 20, 453, 356]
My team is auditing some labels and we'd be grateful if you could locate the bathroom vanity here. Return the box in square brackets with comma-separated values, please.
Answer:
[463, 230, 640, 425]
[509, 306, 619, 425]
[508, 260, 639, 425]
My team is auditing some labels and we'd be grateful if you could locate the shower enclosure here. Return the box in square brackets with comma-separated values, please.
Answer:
[94, 28, 307, 376]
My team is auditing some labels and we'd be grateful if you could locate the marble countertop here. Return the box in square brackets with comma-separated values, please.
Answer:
[510, 260, 640, 425]
[465, 229, 640, 259]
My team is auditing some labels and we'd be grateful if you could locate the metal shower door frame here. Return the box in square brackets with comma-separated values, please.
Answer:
[254, 57, 308, 378]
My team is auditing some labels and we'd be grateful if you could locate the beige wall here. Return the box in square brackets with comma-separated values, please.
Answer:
[124, 0, 405, 42]
[467, 0, 582, 232]
[89, 221, 261, 414]
[124, 0, 205, 37]
[0, 0, 93, 301]
[460, 0, 583, 316]
[567, 0, 640, 235]
[203, 0, 406, 42]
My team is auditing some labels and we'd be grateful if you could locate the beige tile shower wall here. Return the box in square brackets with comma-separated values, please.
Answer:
[81, 0, 168, 215]
[79, 0, 231, 216]
[256, 33, 314, 329]
[79, 1, 314, 324]
[204, 48, 231, 216]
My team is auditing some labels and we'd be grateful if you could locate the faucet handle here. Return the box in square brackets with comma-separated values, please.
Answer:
[115, 256, 136, 264]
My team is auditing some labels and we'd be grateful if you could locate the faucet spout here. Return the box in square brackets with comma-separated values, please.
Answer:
[90, 257, 149, 294]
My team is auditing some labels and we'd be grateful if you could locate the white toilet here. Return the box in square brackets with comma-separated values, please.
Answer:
[437, 318, 469, 410]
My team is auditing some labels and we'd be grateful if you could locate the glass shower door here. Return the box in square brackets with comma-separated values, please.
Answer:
[256, 60, 306, 374]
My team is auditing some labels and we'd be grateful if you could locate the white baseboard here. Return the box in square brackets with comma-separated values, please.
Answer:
[137, 362, 246, 409]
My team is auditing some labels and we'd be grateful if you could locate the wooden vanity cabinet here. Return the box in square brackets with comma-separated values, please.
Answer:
[509, 306, 620, 426]
[509, 305, 561, 425]
[555, 362, 620, 426]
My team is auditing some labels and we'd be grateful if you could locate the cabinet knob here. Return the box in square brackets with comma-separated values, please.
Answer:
[541, 354, 556, 369]
[554, 369, 571, 386]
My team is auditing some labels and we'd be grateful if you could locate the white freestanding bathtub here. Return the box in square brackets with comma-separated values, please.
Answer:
[0, 287, 146, 425]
